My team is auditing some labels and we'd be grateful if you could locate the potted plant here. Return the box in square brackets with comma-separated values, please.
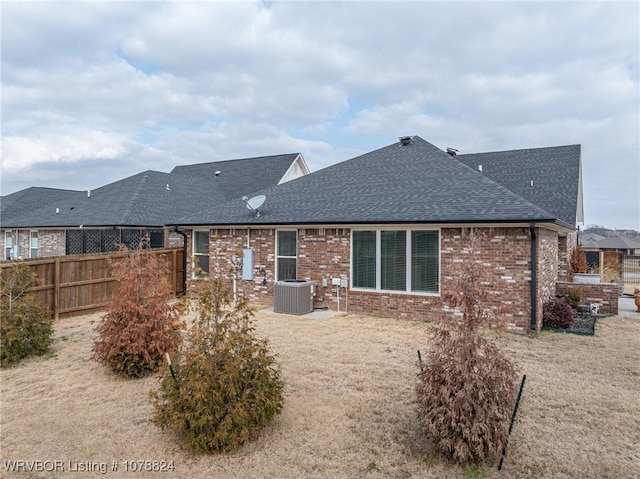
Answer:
[634, 288, 640, 313]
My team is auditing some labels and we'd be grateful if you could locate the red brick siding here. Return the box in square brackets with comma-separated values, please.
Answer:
[557, 232, 576, 282]
[0, 229, 66, 259]
[200, 226, 544, 333]
[536, 228, 559, 331]
[556, 281, 619, 315]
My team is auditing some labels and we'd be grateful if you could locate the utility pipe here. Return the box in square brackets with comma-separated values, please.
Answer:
[529, 223, 537, 332]
[173, 227, 188, 296]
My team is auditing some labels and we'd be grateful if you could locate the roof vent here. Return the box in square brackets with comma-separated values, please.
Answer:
[478, 164, 483, 172]
[214, 170, 221, 176]
[87, 189, 91, 198]
[398, 136, 413, 146]
[166, 183, 170, 190]
[446, 147, 459, 156]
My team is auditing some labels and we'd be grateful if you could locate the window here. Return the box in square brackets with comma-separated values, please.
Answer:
[276, 230, 297, 280]
[351, 229, 439, 294]
[30, 231, 38, 258]
[193, 231, 210, 276]
[4, 231, 13, 260]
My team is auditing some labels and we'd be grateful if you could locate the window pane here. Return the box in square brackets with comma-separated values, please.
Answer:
[195, 254, 209, 274]
[277, 231, 296, 257]
[277, 257, 297, 281]
[411, 231, 439, 293]
[381, 230, 406, 291]
[353, 231, 376, 288]
[194, 231, 209, 254]
[30, 232, 38, 248]
[30, 249, 38, 258]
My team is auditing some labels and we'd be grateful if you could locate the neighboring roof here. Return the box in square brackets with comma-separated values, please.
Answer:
[456, 144, 582, 227]
[0, 154, 302, 228]
[1, 187, 85, 226]
[175, 136, 573, 228]
[579, 232, 605, 246]
[588, 236, 640, 250]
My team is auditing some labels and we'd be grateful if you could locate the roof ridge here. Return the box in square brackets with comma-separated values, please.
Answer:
[172, 153, 300, 171]
[458, 144, 580, 157]
[120, 171, 154, 223]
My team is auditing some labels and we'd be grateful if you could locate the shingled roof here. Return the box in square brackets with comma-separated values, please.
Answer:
[1, 154, 303, 228]
[174, 136, 577, 229]
[456, 145, 582, 226]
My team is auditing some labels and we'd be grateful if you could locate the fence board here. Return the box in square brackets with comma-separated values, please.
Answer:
[1, 248, 185, 319]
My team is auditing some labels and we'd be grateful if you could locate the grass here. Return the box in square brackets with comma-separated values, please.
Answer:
[1, 307, 638, 478]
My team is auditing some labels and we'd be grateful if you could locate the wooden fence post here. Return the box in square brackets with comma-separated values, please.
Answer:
[54, 258, 60, 320]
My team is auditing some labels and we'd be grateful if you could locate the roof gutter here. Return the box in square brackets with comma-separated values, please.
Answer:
[529, 223, 537, 332]
[174, 226, 188, 296]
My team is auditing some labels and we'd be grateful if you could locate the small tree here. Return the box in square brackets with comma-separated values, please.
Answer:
[1, 262, 53, 367]
[151, 263, 284, 453]
[92, 245, 184, 378]
[416, 232, 517, 464]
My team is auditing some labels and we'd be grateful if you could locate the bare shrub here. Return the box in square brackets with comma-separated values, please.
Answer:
[569, 245, 587, 278]
[0, 262, 52, 366]
[92, 245, 184, 378]
[543, 298, 575, 330]
[416, 232, 517, 464]
[151, 264, 284, 453]
[566, 288, 581, 310]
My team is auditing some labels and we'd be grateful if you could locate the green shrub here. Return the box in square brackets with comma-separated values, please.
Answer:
[416, 231, 517, 465]
[92, 246, 184, 378]
[566, 288, 581, 310]
[1, 262, 53, 367]
[151, 274, 284, 453]
[543, 298, 575, 329]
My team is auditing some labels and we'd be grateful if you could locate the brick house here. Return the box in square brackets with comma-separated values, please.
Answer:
[0, 154, 308, 259]
[173, 136, 583, 333]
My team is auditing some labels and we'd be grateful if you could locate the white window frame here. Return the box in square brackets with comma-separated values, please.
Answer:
[192, 230, 210, 278]
[30, 230, 38, 258]
[276, 230, 297, 281]
[350, 228, 440, 295]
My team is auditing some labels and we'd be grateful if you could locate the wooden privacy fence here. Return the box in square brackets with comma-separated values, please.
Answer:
[0, 248, 184, 319]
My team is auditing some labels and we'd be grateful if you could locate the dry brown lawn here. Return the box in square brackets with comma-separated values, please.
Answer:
[1, 306, 639, 479]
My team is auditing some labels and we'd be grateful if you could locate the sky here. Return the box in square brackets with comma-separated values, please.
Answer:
[1, 1, 639, 230]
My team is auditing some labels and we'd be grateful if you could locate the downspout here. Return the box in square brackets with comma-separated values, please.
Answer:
[174, 227, 188, 296]
[529, 223, 537, 332]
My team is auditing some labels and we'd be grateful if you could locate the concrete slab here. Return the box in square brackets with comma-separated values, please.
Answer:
[618, 297, 640, 318]
[262, 307, 344, 320]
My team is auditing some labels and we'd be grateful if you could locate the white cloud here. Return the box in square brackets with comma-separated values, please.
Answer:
[1, 0, 638, 228]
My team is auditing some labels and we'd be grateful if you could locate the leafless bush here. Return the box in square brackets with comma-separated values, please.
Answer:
[416, 231, 517, 464]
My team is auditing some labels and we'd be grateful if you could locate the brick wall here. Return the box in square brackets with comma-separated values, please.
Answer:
[556, 281, 619, 315]
[0, 229, 66, 259]
[201, 226, 545, 333]
[537, 228, 559, 331]
[558, 235, 570, 282]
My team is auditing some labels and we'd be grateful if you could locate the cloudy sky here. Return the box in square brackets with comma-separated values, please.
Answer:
[2, 1, 639, 229]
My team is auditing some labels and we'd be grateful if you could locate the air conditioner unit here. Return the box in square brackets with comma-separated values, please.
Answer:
[274, 280, 314, 315]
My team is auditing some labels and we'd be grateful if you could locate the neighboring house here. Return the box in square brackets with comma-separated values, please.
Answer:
[172, 136, 583, 333]
[0, 153, 308, 259]
[582, 236, 640, 256]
